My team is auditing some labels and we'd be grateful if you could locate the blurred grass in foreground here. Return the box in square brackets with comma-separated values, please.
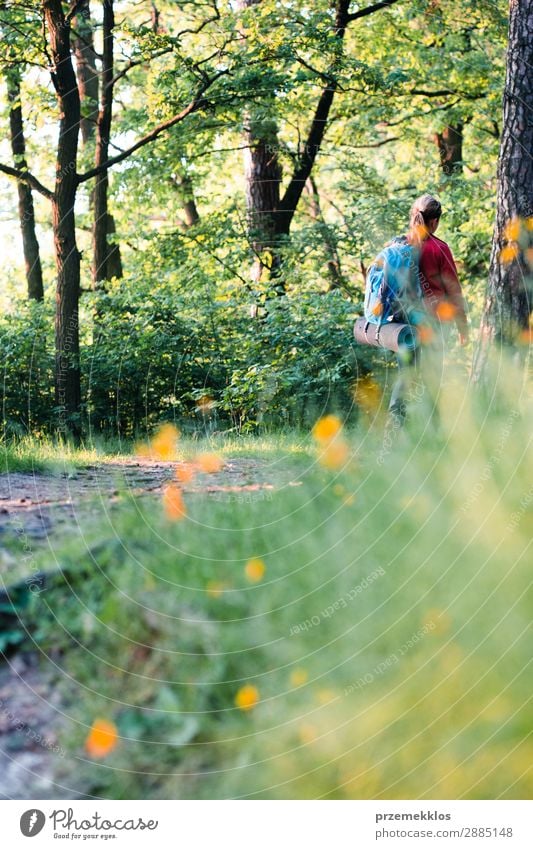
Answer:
[4, 360, 533, 799]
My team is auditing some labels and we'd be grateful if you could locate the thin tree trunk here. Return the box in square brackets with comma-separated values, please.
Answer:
[275, 0, 351, 238]
[105, 213, 123, 278]
[44, 0, 82, 435]
[434, 124, 463, 175]
[93, 0, 122, 284]
[473, 0, 533, 379]
[6, 67, 44, 301]
[171, 173, 200, 229]
[154, 3, 201, 235]
[305, 176, 343, 289]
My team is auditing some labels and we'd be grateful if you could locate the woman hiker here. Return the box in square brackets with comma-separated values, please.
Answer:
[388, 193, 469, 424]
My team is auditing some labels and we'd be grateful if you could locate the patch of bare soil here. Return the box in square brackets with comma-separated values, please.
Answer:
[0, 457, 300, 543]
[0, 656, 83, 799]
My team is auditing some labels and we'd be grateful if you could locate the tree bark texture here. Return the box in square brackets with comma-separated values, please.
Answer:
[73, 0, 99, 145]
[434, 124, 463, 175]
[6, 66, 44, 301]
[44, 0, 82, 434]
[92, 0, 113, 284]
[473, 0, 533, 377]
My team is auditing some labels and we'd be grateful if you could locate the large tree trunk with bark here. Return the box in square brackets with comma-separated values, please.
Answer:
[237, 0, 282, 286]
[243, 112, 282, 285]
[473, 0, 533, 379]
[73, 0, 98, 145]
[434, 124, 463, 175]
[6, 67, 44, 301]
[44, 0, 82, 436]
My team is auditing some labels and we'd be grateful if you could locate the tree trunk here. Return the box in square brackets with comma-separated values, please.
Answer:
[243, 113, 282, 284]
[105, 213, 123, 278]
[44, 0, 82, 435]
[473, 0, 533, 379]
[434, 124, 463, 175]
[237, 0, 282, 286]
[305, 176, 343, 289]
[93, 0, 122, 284]
[172, 172, 200, 229]
[73, 0, 98, 145]
[6, 67, 44, 301]
[275, 0, 351, 237]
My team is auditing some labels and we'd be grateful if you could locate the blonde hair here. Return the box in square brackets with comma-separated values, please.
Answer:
[409, 194, 442, 244]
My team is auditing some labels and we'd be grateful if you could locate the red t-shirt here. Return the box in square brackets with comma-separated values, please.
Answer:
[419, 235, 468, 332]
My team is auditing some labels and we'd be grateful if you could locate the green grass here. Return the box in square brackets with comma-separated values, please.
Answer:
[0, 429, 313, 474]
[3, 362, 533, 799]
[0, 434, 131, 474]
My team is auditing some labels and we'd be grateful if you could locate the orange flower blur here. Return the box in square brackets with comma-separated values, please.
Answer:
[197, 453, 224, 474]
[162, 483, 187, 520]
[318, 438, 350, 470]
[175, 464, 195, 484]
[150, 423, 180, 460]
[500, 244, 519, 265]
[435, 301, 457, 322]
[85, 718, 118, 759]
[503, 217, 521, 242]
[245, 557, 266, 583]
[235, 684, 259, 711]
[417, 324, 434, 345]
[312, 414, 342, 444]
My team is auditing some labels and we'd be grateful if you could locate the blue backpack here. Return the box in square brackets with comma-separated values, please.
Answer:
[364, 237, 422, 326]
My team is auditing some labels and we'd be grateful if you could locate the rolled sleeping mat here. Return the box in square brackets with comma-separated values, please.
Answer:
[353, 317, 418, 352]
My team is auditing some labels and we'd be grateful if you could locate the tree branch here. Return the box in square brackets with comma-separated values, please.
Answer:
[108, 46, 174, 89]
[0, 162, 53, 199]
[347, 0, 403, 22]
[77, 75, 226, 183]
[175, 1, 220, 38]
[341, 137, 400, 148]
[294, 54, 336, 84]
[65, 0, 87, 24]
[410, 87, 487, 100]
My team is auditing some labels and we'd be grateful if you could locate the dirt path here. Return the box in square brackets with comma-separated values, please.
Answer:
[0, 457, 299, 545]
[0, 657, 79, 800]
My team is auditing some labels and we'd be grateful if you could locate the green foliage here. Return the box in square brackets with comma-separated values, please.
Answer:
[0, 301, 54, 436]
[83, 250, 373, 433]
